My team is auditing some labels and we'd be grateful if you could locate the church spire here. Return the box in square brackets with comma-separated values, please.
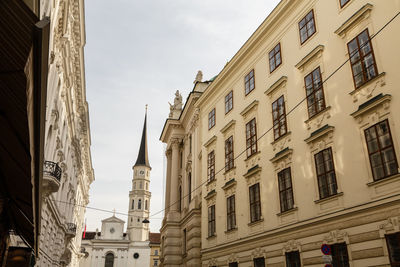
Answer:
[134, 105, 151, 168]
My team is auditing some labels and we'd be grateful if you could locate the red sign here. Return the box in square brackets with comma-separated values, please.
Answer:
[325, 264, 333, 267]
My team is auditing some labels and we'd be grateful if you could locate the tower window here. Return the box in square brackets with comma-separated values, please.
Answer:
[145, 200, 148, 210]
[138, 199, 142, 210]
[132, 200, 135, 210]
[140, 182, 143, 189]
[146, 183, 148, 190]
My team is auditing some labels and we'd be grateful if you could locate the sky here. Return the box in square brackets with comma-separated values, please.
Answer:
[84, 0, 281, 233]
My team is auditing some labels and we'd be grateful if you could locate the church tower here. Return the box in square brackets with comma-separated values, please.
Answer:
[128, 108, 151, 242]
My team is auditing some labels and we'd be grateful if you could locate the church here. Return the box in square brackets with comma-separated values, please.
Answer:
[79, 111, 160, 267]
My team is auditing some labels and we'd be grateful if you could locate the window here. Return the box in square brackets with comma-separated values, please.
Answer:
[208, 108, 216, 129]
[278, 168, 294, 212]
[180, 151, 183, 168]
[285, 251, 301, 267]
[179, 186, 182, 212]
[229, 263, 238, 267]
[138, 199, 142, 210]
[154, 249, 158, 256]
[305, 67, 325, 118]
[226, 195, 236, 231]
[183, 229, 187, 253]
[145, 200, 148, 210]
[269, 43, 282, 72]
[140, 181, 143, 189]
[331, 243, 350, 267]
[208, 205, 216, 237]
[245, 69, 255, 95]
[315, 148, 338, 199]
[272, 95, 287, 140]
[225, 91, 233, 114]
[189, 134, 192, 153]
[188, 173, 192, 203]
[246, 118, 257, 158]
[249, 183, 261, 223]
[225, 136, 234, 171]
[105, 253, 114, 267]
[340, 0, 350, 8]
[347, 29, 378, 88]
[386, 232, 400, 266]
[299, 10, 316, 44]
[131, 199, 134, 210]
[208, 151, 215, 182]
[253, 257, 265, 267]
[365, 120, 398, 181]
[154, 259, 158, 266]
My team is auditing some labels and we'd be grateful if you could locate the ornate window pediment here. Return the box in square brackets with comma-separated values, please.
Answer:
[295, 45, 324, 72]
[240, 100, 259, 118]
[351, 93, 391, 124]
[204, 135, 217, 148]
[323, 229, 349, 244]
[265, 76, 287, 97]
[335, 3, 373, 38]
[283, 239, 301, 253]
[220, 120, 236, 134]
[379, 216, 400, 237]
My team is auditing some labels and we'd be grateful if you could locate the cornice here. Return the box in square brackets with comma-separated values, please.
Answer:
[335, 3, 373, 38]
[220, 120, 236, 134]
[295, 45, 324, 71]
[240, 100, 259, 117]
[265, 76, 287, 97]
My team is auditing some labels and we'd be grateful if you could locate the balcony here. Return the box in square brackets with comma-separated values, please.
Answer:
[42, 161, 62, 195]
[66, 223, 77, 238]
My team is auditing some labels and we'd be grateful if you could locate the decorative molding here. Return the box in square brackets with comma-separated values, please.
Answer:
[350, 72, 386, 102]
[220, 120, 236, 134]
[304, 125, 335, 144]
[335, 3, 373, 38]
[323, 229, 349, 244]
[295, 45, 324, 71]
[240, 100, 259, 117]
[304, 106, 332, 130]
[283, 239, 301, 253]
[265, 76, 287, 97]
[351, 93, 391, 119]
[227, 253, 239, 264]
[270, 147, 293, 164]
[203, 135, 217, 148]
[251, 247, 266, 259]
[379, 216, 400, 237]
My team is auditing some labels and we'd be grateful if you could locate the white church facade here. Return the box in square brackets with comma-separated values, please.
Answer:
[80, 111, 155, 267]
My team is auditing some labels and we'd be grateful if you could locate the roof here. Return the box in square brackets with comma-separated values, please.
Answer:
[82, 231, 97, 240]
[149, 232, 161, 244]
[134, 111, 151, 168]
[101, 215, 125, 223]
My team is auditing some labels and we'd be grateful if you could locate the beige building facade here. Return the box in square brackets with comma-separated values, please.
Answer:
[160, 0, 400, 266]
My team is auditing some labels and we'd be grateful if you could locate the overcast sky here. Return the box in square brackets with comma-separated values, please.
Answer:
[84, 0, 281, 233]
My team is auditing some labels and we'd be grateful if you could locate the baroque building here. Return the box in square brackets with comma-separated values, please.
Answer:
[80, 112, 154, 267]
[160, 0, 400, 266]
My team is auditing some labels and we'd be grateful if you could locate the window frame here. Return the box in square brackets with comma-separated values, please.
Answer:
[285, 251, 301, 267]
[226, 195, 236, 231]
[207, 150, 215, 182]
[245, 69, 255, 95]
[347, 28, 378, 89]
[278, 167, 295, 212]
[208, 108, 216, 130]
[331, 243, 350, 267]
[304, 66, 325, 118]
[225, 136, 234, 171]
[188, 172, 192, 203]
[246, 118, 258, 158]
[225, 90, 233, 114]
[385, 232, 400, 266]
[340, 0, 350, 8]
[253, 257, 265, 267]
[272, 95, 287, 140]
[208, 205, 216, 237]
[298, 9, 316, 44]
[364, 119, 398, 181]
[314, 147, 338, 199]
[269, 43, 282, 73]
[249, 183, 261, 223]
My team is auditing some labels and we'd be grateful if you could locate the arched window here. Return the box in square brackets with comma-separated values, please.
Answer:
[145, 200, 148, 210]
[138, 199, 142, 210]
[146, 182, 148, 190]
[131, 199, 135, 209]
[188, 173, 192, 203]
[140, 182, 143, 189]
[105, 253, 114, 267]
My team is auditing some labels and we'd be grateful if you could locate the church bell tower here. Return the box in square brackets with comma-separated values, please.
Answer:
[128, 107, 151, 242]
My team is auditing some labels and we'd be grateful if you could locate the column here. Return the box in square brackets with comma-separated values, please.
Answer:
[169, 138, 180, 212]
[165, 150, 172, 213]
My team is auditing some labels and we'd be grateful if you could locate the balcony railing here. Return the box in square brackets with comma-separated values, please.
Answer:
[43, 161, 62, 181]
[66, 223, 76, 237]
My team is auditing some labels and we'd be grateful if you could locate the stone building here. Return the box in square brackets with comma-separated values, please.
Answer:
[160, 0, 400, 266]
[36, 0, 94, 266]
[80, 112, 154, 267]
[149, 233, 161, 267]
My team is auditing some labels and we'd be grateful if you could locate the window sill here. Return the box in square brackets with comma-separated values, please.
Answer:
[206, 234, 216, 240]
[349, 72, 386, 96]
[244, 150, 261, 162]
[276, 206, 298, 217]
[314, 192, 343, 204]
[271, 131, 291, 145]
[304, 106, 331, 124]
[225, 227, 238, 234]
[223, 166, 236, 175]
[248, 217, 264, 227]
[206, 179, 216, 186]
[367, 173, 400, 187]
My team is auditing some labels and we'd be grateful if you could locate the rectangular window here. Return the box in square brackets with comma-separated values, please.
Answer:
[225, 136, 234, 171]
[183, 229, 187, 253]
[188, 173, 192, 203]
[365, 120, 398, 181]
[249, 183, 261, 223]
[305, 67, 325, 118]
[340, 0, 350, 8]
[285, 251, 301, 267]
[229, 263, 238, 267]
[272, 95, 287, 140]
[246, 118, 257, 158]
[269, 43, 282, 73]
[208, 151, 215, 182]
[315, 147, 338, 199]
[208, 205, 216, 237]
[331, 243, 350, 267]
[347, 29, 378, 88]
[253, 257, 265, 267]
[245, 69, 255, 95]
[154, 259, 158, 266]
[299, 10, 316, 44]
[208, 108, 216, 129]
[225, 91, 233, 114]
[386, 232, 400, 266]
[226, 195, 236, 231]
[278, 167, 294, 212]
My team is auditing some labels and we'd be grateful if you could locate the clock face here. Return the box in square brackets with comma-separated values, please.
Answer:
[110, 227, 115, 233]
[139, 170, 145, 175]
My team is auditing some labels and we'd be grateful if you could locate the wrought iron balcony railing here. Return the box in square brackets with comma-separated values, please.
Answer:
[66, 223, 77, 237]
[43, 161, 62, 182]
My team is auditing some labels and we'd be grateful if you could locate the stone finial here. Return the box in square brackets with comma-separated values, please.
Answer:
[194, 70, 203, 83]
[168, 90, 183, 119]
